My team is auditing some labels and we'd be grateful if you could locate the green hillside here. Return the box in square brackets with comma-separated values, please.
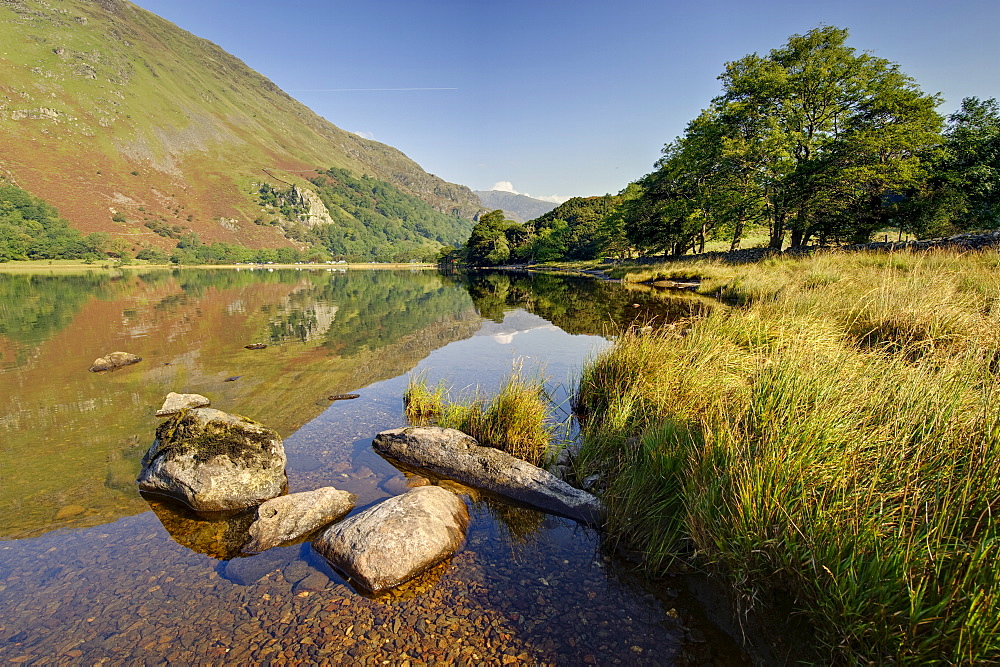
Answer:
[0, 0, 480, 258]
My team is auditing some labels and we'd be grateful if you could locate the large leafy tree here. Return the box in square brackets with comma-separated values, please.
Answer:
[916, 97, 1000, 234]
[721, 26, 942, 247]
[465, 210, 523, 266]
[620, 26, 944, 254]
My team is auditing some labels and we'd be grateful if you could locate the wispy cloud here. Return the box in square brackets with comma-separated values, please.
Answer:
[291, 87, 458, 92]
[352, 130, 375, 140]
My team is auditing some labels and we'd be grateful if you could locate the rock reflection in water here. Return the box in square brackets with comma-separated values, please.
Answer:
[144, 494, 256, 560]
[341, 558, 453, 604]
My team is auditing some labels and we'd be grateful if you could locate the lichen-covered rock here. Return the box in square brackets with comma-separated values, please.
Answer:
[155, 392, 211, 417]
[137, 408, 286, 511]
[88, 351, 141, 372]
[312, 486, 468, 593]
[243, 487, 355, 553]
[373, 426, 604, 526]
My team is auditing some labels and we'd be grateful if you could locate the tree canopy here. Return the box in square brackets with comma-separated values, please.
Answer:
[620, 26, 956, 254]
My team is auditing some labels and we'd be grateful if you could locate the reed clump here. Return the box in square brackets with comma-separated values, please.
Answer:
[404, 367, 553, 465]
[576, 248, 1000, 663]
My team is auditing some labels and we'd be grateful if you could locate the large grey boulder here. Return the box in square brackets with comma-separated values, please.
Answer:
[89, 351, 141, 372]
[137, 408, 286, 511]
[373, 426, 604, 526]
[155, 392, 211, 417]
[243, 486, 356, 553]
[312, 486, 468, 593]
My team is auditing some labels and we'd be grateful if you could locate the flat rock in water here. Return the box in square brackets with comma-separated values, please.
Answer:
[243, 486, 356, 553]
[373, 426, 604, 526]
[136, 408, 286, 512]
[155, 392, 211, 417]
[88, 351, 141, 372]
[221, 546, 299, 585]
[312, 486, 468, 593]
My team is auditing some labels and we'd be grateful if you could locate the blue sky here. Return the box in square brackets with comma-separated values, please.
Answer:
[134, 0, 1000, 202]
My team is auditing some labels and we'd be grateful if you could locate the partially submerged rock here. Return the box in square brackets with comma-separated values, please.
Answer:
[373, 427, 604, 526]
[155, 392, 211, 417]
[137, 408, 286, 512]
[312, 486, 469, 594]
[243, 486, 356, 553]
[88, 351, 141, 372]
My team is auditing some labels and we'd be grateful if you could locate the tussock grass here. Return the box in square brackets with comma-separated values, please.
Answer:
[576, 248, 1000, 663]
[404, 366, 553, 465]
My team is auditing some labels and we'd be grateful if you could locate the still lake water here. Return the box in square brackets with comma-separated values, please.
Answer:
[0, 267, 743, 664]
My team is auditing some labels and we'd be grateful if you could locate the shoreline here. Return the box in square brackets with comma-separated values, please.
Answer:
[0, 260, 436, 274]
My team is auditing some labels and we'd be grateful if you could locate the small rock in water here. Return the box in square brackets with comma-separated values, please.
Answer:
[137, 408, 286, 512]
[293, 571, 330, 593]
[88, 351, 142, 372]
[222, 547, 298, 585]
[327, 393, 360, 401]
[155, 392, 211, 417]
[243, 487, 355, 553]
[312, 486, 469, 593]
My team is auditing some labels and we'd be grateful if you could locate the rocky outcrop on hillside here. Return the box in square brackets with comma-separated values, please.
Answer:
[291, 186, 335, 228]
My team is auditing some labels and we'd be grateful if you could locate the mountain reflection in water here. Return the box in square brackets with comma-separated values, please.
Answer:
[0, 267, 743, 664]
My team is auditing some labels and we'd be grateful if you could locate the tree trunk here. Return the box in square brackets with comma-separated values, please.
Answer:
[790, 227, 804, 248]
[730, 217, 745, 252]
[769, 210, 785, 249]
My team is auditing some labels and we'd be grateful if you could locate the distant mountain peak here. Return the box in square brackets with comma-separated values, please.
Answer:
[475, 190, 558, 223]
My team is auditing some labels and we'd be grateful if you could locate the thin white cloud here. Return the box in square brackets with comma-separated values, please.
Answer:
[352, 130, 375, 140]
[535, 194, 571, 204]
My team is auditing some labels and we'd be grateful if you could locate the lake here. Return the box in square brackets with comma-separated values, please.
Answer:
[0, 267, 743, 664]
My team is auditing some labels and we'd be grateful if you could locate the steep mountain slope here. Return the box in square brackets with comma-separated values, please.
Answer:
[475, 190, 558, 223]
[0, 0, 480, 254]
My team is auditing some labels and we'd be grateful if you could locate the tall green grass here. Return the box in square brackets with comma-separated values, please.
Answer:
[404, 366, 553, 465]
[576, 248, 1000, 662]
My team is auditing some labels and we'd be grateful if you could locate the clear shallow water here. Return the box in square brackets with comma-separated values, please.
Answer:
[0, 268, 741, 664]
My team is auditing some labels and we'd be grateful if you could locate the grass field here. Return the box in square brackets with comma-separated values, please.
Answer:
[574, 247, 1000, 663]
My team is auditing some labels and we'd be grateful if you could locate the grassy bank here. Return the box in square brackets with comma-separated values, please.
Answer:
[575, 248, 1000, 662]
